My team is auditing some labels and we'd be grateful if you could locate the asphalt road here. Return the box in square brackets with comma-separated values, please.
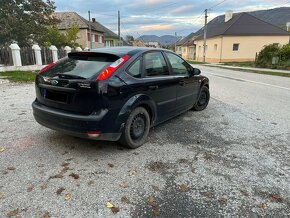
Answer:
[0, 67, 290, 217]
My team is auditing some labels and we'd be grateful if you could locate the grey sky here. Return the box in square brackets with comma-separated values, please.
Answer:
[53, 0, 290, 36]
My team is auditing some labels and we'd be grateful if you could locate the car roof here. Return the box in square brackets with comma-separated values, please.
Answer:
[88, 46, 172, 57]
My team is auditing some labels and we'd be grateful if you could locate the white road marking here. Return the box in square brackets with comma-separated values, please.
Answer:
[207, 72, 290, 91]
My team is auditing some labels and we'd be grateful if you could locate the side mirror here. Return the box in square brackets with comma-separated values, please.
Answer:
[189, 68, 201, 76]
[193, 68, 201, 75]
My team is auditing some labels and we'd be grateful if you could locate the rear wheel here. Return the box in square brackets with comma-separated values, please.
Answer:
[119, 107, 150, 149]
[193, 86, 210, 111]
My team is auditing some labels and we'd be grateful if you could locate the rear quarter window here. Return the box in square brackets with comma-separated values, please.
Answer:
[127, 59, 141, 78]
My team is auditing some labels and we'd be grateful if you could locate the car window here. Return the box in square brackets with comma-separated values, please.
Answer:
[144, 52, 169, 77]
[40, 53, 118, 79]
[165, 53, 191, 75]
[127, 59, 141, 78]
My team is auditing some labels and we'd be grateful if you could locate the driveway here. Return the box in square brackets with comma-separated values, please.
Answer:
[0, 66, 290, 217]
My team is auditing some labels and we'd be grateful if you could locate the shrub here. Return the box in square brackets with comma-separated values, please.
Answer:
[256, 44, 280, 68]
[280, 43, 290, 61]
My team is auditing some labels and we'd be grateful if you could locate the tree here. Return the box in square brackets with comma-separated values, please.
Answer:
[0, 0, 57, 46]
[125, 35, 134, 42]
[41, 25, 80, 48]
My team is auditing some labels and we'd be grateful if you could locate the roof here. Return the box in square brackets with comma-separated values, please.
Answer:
[195, 12, 290, 40]
[176, 32, 198, 46]
[53, 12, 104, 33]
[101, 25, 119, 39]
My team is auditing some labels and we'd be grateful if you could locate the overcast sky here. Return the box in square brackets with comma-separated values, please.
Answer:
[54, 0, 290, 37]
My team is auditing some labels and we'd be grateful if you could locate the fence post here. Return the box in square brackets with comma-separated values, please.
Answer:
[64, 46, 72, 55]
[49, 45, 58, 62]
[32, 44, 42, 66]
[9, 43, 22, 67]
[76, 47, 82, 52]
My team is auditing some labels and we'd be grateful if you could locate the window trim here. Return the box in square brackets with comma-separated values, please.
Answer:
[142, 51, 170, 78]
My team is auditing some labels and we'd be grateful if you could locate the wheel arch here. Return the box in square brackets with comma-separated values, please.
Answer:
[115, 94, 157, 132]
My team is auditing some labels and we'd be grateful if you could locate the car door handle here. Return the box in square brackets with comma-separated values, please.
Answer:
[148, 85, 159, 90]
[179, 81, 185, 86]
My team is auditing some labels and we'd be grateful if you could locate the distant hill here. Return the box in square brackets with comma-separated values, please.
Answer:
[137, 35, 179, 46]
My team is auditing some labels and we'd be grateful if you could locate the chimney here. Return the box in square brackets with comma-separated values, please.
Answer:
[287, 22, 290, 31]
[225, 10, 233, 22]
[92, 18, 96, 23]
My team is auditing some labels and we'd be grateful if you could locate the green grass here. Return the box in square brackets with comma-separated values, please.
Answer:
[222, 61, 255, 67]
[0, 71, 36, 82]
[187, 60, 208, 65]
[212, 66, 290, 78]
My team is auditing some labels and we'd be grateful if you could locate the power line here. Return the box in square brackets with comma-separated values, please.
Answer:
[208, 0, 228, 10]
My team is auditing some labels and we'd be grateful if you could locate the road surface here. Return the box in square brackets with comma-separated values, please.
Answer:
[0, 66, 290, 217]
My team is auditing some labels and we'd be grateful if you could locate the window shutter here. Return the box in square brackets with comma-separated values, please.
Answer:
[95, 34, 98, 42]
[102, 36, 105, 43]
[87, 33, 90, 41]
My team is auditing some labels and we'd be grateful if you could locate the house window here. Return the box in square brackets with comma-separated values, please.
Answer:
[214, 44, 217, 51]
[99, 35, 102, 43]
[233, 43, 239, 51]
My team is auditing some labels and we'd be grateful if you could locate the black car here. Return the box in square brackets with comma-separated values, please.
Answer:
[32, 47, 210, 148]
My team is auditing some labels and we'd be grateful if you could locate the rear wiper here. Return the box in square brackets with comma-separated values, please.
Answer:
[56, 73, 86, 79]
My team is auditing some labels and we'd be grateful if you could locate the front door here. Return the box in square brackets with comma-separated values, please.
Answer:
[142, 51, 178, 123]
[164, 52, 200, 113]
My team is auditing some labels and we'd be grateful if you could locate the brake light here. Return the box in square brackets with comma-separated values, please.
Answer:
[96, 55, 130, 81]
[38, 62, 55, 74]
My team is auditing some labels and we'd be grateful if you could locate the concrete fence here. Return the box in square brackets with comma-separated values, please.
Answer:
[0, 43, 82, 72]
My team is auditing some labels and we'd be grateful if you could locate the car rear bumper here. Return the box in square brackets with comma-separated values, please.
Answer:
[32, 100, 121, 141]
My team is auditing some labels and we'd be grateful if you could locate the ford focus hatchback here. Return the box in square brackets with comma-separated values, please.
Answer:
[32, 47, 210, 148]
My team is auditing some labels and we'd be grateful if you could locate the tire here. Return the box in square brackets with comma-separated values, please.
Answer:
[119, 107, 150, 149]
[192, 86, 210, 111]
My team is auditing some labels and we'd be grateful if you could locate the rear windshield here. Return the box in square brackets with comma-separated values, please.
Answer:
[41, 53, 119, 79]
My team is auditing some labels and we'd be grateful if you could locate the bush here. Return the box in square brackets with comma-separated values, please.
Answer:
[256, 43, 290, 69]
[256, 44, 280, 68]
[280, 44, 290, 61]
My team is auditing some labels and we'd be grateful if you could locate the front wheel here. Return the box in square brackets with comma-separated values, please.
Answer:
[192, 86, 210, 111]
[119, 107, 150, 149]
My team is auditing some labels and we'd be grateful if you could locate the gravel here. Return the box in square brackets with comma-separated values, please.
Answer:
[0, 76, 290, 217]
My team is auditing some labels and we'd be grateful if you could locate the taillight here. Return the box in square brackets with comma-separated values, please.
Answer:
[96, 55, 130, 81]
[38, 62, 55, 74]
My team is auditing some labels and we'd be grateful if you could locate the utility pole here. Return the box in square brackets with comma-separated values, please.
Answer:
[118, 10, 121, 46]
[203, 9, 208, 63]
[88, 10, 92, 49]
[174, 32, 177, 52]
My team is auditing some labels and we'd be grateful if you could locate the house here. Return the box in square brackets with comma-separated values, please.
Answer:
[132, 40, 146, 47]
[175, 33, 196, 59]
[181, 11, 290, 62]
[144, 41, 160, 48]
[100, 23, 120, 47]
[53, 12, 120, 49]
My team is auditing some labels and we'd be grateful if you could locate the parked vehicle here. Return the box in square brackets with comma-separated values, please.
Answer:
[32, 47, 210, 148]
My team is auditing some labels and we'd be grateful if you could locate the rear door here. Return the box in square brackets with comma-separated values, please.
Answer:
[164, 52, 199, 113]
[142, 51, 178, 123]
